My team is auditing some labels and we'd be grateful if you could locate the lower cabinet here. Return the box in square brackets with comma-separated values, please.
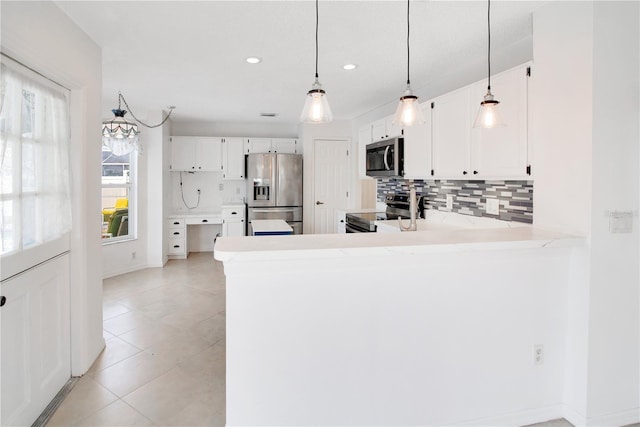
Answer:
[222, 205, 246, 237]
[168, 218, 187, 259]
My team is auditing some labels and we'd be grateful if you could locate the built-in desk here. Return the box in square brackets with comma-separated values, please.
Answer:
[168, 204, 245, 259]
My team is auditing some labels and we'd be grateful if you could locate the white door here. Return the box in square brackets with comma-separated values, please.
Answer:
[1, 254, 71, 426]
[313, 139, 350, 234]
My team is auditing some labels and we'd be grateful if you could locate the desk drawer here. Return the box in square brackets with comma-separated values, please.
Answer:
[169, 229, 185, 238]
[168, 238, 186, 255]
[169, 218, 185, 229]
[222, 207, 245, 219]
[185, 217, 221, 225]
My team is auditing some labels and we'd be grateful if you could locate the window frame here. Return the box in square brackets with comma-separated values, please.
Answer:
[100, 146, 137, 244]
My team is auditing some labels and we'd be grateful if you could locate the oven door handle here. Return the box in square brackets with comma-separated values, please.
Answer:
[383, 146, 391, 171]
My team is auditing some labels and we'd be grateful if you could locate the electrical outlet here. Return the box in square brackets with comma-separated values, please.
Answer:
[446, 194, 453, 210]
[486, 198, 500, 215]
[533, 344, 544, 365]
[236, 186, 240, 194]
[131, 251, 136, 260]
[219, 183, 224, 191]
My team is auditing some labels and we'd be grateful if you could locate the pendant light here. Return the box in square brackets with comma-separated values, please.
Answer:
[473, 0, 504, 128]
[300, 0, 333, 124]
[102, 92, 175, 155]
[393, 0, 424, 127]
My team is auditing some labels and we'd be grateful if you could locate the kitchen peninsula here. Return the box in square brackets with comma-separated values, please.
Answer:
[214, 228, 585, 426]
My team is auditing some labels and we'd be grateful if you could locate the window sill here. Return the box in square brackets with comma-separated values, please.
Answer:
[101, 236, 137, 246]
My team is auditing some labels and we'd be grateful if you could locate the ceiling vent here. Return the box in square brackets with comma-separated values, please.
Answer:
[260, 113, 278, 118]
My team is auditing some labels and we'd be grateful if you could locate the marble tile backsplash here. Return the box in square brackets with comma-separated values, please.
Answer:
[377, 178, 534, 224]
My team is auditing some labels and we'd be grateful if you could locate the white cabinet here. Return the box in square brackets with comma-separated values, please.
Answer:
[470, 64, 530, 178]
[402, 103, 432, 178]
[245, 138, 298, 154]
[371, 116, 402, 142]
[168, 218, 187, 258]
[335, 210, 346, 234]
[170, 136, 222, 172]
[358, 125, 372, 178]
[221, 137, 245, 180]
[222, 205, 245, 237]
[431, 87, 472, 178]
[431, 63, 531, 179]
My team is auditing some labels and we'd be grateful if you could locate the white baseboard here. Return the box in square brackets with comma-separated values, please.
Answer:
[454, 404, 564, 426]
[563, 404, 587, 427]
[587, 407, 640, 427]
[102, 262, 148, 279]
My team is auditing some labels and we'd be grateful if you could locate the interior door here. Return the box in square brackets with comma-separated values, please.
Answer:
[1, 254, 71, 426]
[313, 139, 350, 234]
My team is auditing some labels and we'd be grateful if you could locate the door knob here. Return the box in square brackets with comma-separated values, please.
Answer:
[316, 201, 324, 205]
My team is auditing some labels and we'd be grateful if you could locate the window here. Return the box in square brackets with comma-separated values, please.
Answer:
[0, 61, 71, 256]
[101, 145, 136, 241]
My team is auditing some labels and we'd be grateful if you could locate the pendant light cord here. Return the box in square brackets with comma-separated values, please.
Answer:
[487, 0, 491, 91]
[118, 92, 174, 129]
[315, 0, 319, 79]
[406, 0, 411, 85]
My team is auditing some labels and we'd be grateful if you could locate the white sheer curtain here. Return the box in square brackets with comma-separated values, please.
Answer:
[0, 61, 71, 256]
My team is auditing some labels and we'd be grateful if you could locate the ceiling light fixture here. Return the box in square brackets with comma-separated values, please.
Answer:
[473, 0, 504, 128]
[246, 57, 262, 64]
[393, 0, 424, 127]
[343, 64, 357, 71]
[102, 92, 174, 155]
[300, 0, 332, 124]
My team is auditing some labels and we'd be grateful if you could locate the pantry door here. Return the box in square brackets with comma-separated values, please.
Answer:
[313, 139, 350, 234]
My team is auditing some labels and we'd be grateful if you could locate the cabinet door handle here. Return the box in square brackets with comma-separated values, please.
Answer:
[473, 170, 478, 175]
[231, 212, 237, 215]
[202, 219, 208, 223]
[173, 245, 180, 248]
[463, 171, 468, 175]
[173, 221, 180, 225]
[173, 231, 180, 235]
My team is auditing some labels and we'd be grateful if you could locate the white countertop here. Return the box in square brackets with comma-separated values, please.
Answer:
[214, 227, 584, 262]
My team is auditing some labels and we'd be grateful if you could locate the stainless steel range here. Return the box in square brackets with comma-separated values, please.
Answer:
[345, 193, 423, 233]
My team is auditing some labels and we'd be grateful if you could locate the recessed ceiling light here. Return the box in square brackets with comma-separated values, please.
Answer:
[246, 57, 262, 64]
[343, 64, 358, 70]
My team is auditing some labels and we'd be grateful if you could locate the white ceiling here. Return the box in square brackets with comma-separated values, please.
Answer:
[55, 0, 547, 125]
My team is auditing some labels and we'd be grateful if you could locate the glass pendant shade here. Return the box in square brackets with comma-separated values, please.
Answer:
[300, 79, 333, 124]
[473, 91, 504, 128]
[102, 109, 140, 155]
[394, 87, 424, 127]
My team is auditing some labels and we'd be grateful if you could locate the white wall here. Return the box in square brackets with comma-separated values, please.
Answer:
[587, 1, 639, 424]
[172, 121, 297, 139]
[2, 1, 104, 375]
[532, 2, 640, 425]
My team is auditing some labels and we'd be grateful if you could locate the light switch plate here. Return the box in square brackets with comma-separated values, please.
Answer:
[486, 198, 500, 215]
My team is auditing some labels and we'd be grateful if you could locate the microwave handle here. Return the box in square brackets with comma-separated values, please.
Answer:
[383, 146, 391, 170]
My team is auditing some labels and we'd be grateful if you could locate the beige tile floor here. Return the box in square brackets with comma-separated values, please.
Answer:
[44, 252, 595, 427]
[47, 252, 226, 427]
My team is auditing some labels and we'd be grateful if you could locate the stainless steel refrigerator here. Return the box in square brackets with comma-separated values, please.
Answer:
[246, 153, 303, 234]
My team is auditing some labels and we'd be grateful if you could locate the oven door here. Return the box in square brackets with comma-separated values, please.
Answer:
[345, 222, 375, 233]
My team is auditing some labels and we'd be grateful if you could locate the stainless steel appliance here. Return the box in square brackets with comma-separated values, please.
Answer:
[365, 137, 404, 177]
[345, 193, 423, 233]
[247, 153, 303, 234]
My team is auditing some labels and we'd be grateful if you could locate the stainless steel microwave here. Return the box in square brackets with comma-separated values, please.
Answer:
[365, 137, 404, 177]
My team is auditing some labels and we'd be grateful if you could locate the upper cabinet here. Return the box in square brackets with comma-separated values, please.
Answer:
[245, 138, 298, 154]
[170, 136, 222, 172]
[431, 63, 531, 179]
[403, 103, 432, 178]
[431, 87, 472, 178]
[221, 137, 245, 180]
[469, 64, 529, 178]
[371, 116, 402, 143]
